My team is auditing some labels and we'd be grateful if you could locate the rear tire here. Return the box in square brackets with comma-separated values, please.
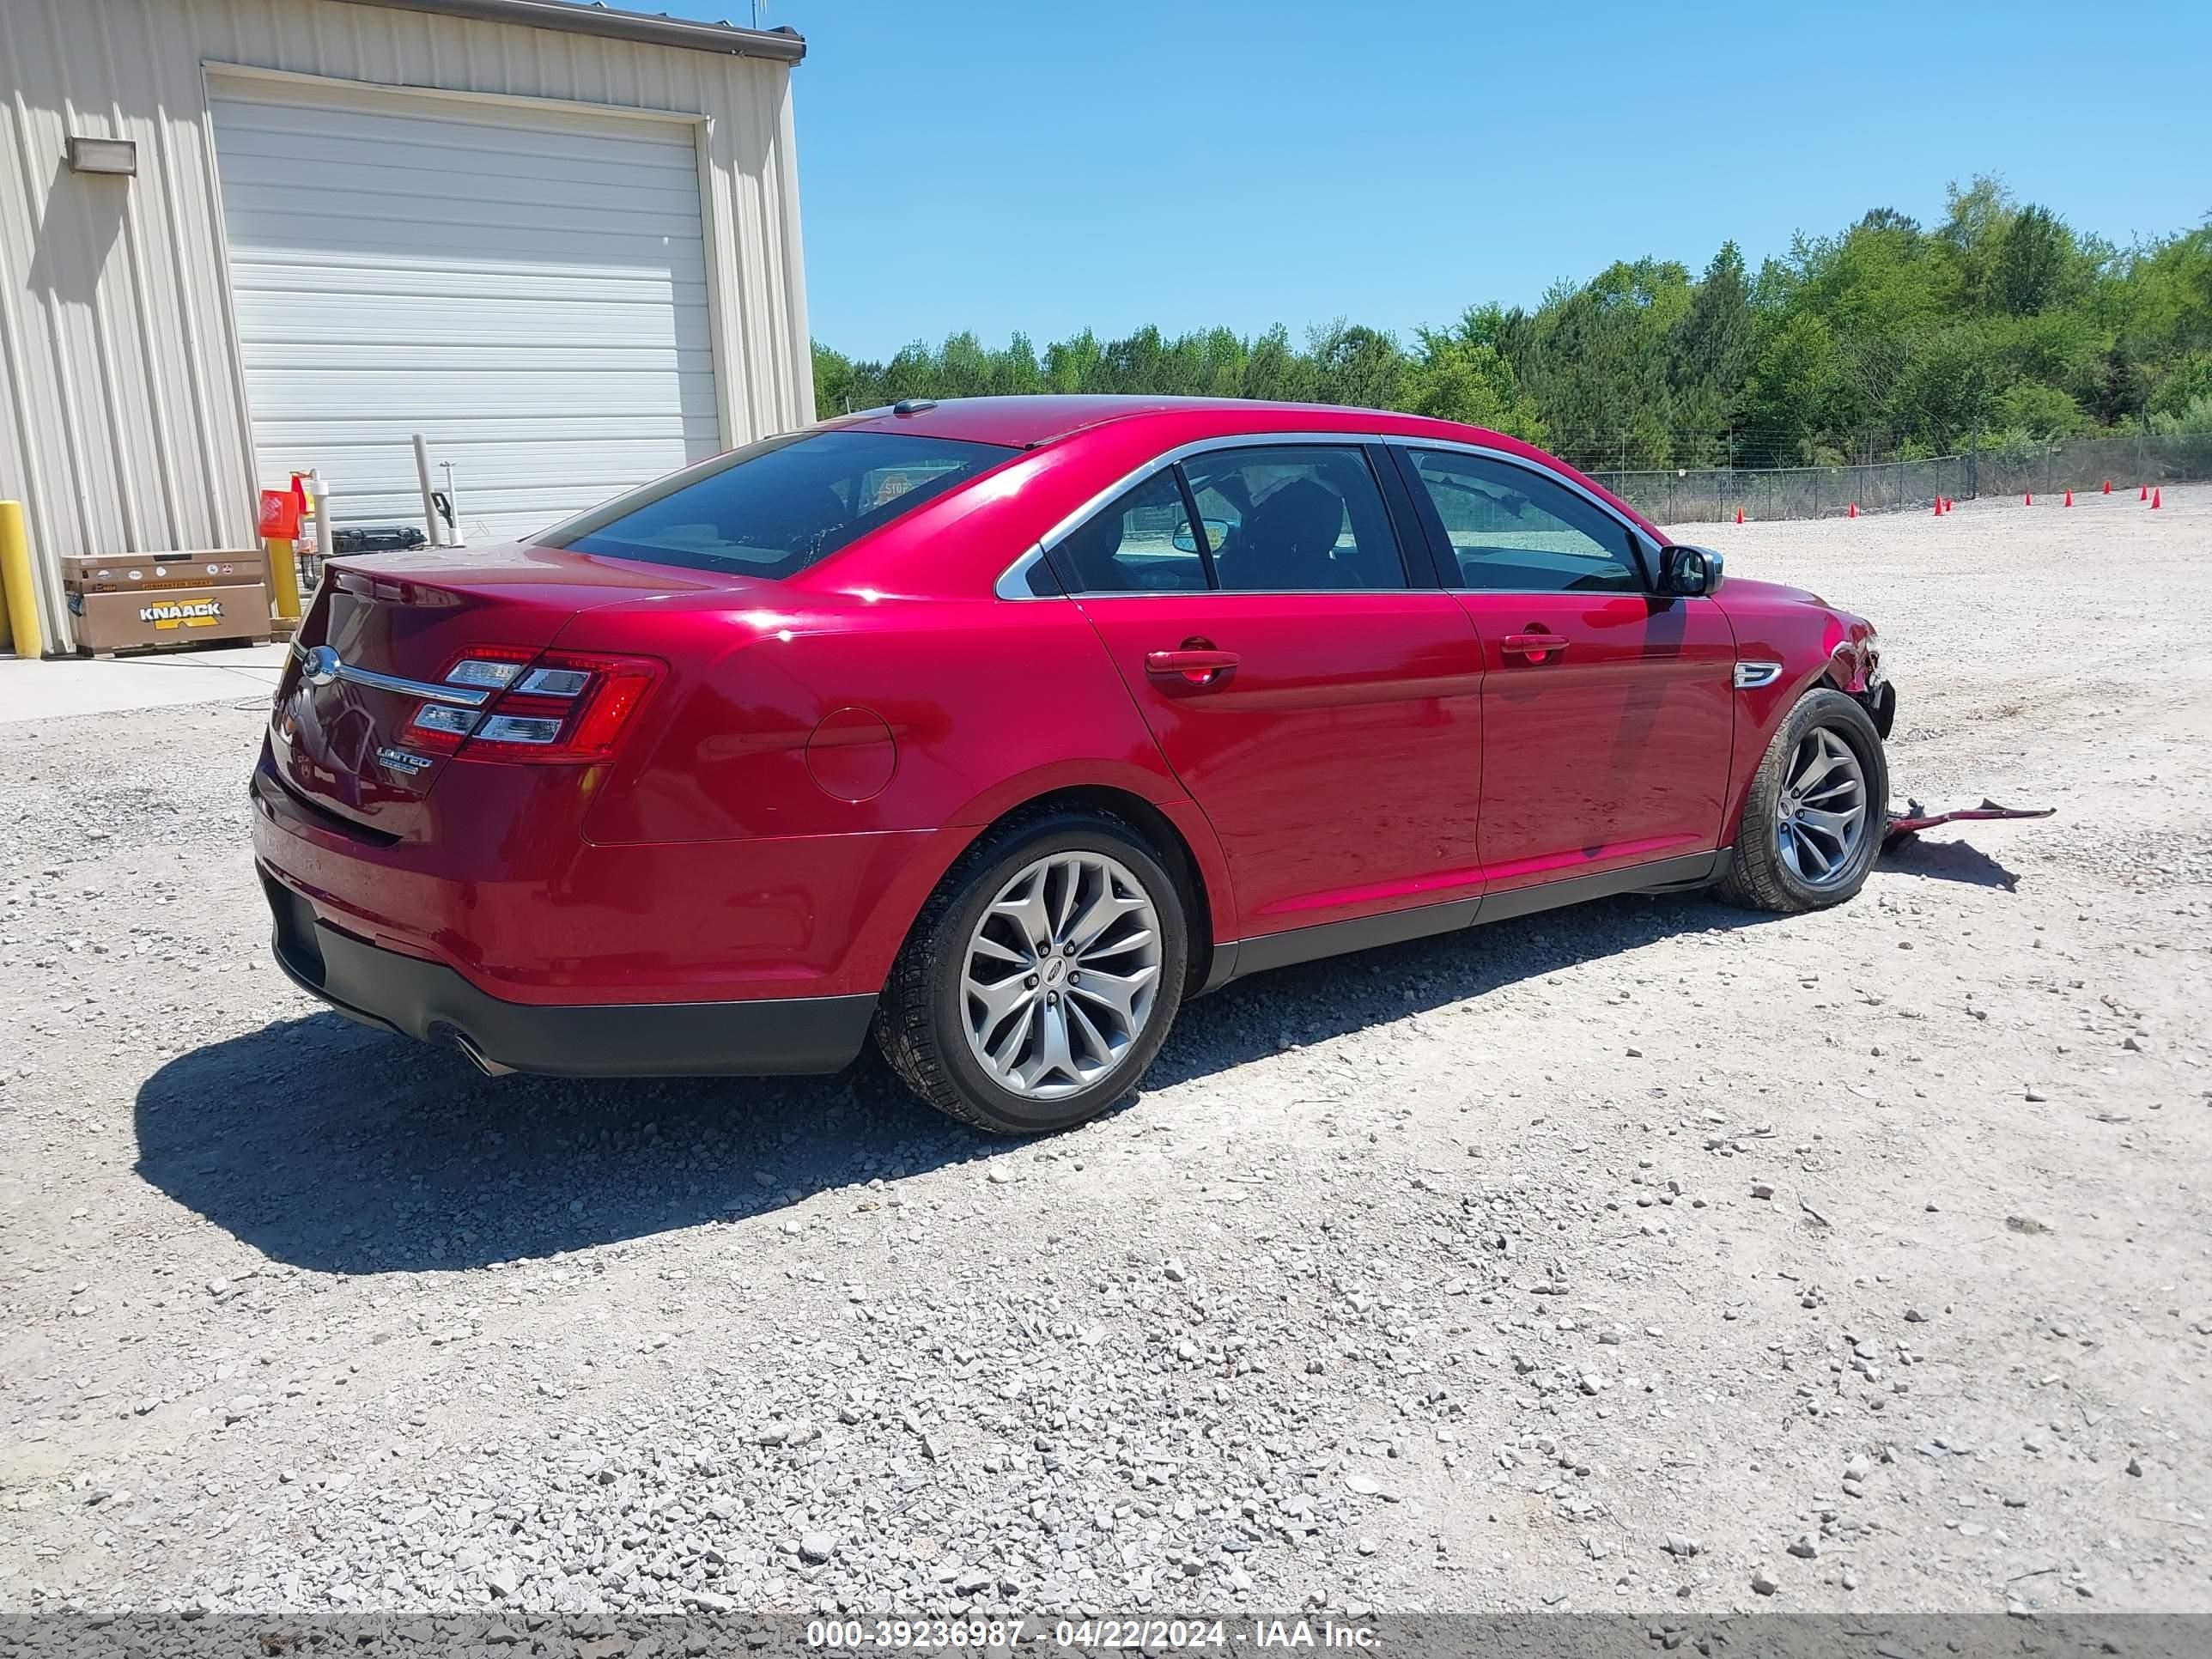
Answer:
[874, 808, 1189, 1134]
[1716, 688, 1888, 914]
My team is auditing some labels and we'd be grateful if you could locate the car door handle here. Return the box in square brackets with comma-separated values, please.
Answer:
[1145, 647, 1239, 684]
[1502, 632, 1569, 660]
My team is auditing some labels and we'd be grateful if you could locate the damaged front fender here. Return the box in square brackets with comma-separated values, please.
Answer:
[1858, 678, 1897, 739]
[1827, 626, 1895, 738]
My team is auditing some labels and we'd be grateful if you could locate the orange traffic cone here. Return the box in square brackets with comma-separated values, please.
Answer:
[2063, 489, 2074, 507]
[2140, 484, 2148, 500]
[1848, 501, 1858, 518]
[2151, 487, 2161, 509]
[2024, 491, 2033, 506]
[2103, 478, 2112, 494]
[1735, 508, 1743, 525]
[1933, 497, 1942, 516]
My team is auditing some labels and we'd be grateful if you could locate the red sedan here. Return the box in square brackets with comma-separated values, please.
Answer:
[253, 397, 1893, 1133]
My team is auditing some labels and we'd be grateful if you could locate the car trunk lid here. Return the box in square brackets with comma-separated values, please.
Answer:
[268, 543, 725, 837]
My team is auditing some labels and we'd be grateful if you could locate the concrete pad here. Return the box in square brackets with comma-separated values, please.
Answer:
[0, 641, 287, 725]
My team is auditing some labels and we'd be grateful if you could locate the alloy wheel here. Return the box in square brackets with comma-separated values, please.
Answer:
[959, 851, 1164, 1101]
[1775, 726, 1869, 887]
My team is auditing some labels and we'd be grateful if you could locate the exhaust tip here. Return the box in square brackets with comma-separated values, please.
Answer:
[435, 1024, 515, 1078]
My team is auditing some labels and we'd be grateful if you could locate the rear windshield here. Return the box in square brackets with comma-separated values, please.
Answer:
[541, 429, 1018, 578]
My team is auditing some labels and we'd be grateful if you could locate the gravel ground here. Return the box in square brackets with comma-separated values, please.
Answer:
[2, 488, 2208, 1620]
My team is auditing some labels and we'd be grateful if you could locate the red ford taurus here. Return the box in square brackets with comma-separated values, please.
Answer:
[253, 397, 1893, 1133]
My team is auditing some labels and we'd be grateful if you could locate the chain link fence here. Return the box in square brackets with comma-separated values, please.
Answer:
[1591, 432, 2212, 525]
[1967, 429, 2212, 501]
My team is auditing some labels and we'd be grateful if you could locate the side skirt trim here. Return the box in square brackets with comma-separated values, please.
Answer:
[1215, 851, 1723, 985]
[1473, 851, 1722, 921]
[1228, 899, 1481, 980]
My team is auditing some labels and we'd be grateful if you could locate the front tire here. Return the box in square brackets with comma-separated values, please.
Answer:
[1716, 688, 1888, 914]
[874, 809, 1189, 1133]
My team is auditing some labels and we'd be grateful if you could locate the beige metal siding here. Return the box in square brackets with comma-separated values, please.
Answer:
[0, 0, 810, 651]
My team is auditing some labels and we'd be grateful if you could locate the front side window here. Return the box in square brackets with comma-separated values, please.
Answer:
[1182, 445, 1407, 592]
[1055, 471, 1209, 592]
[1407, 448, 1644, 593]
[544, 430, 1017, 579]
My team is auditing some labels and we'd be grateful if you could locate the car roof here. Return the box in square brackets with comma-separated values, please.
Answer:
[826, 395, 1663, 542]
[834, 394, 1494, 451]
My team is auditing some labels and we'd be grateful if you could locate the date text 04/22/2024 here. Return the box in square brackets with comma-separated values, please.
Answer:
[804, 1620, 1379, 1650]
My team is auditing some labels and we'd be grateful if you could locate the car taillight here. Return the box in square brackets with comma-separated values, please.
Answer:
[403, 647, 664, 764]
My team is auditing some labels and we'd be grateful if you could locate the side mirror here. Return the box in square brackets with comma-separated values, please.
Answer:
[1660, 544, 1724, 596]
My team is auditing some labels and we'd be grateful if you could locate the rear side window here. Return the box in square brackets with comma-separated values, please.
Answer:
[1055, 471, 1209, 592]
[1182, 445, 1407, 592]
[543, 430, 1018, 578]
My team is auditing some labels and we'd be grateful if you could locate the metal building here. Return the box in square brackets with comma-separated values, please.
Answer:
[0, 0, 811, 653]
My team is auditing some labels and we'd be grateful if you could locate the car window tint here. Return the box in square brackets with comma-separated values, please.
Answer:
[1056, 471, 1208, 593]
[544, 430, 1016, 579]
[1181, 446, 1406, 592]
[1407, 449, 1644, 593]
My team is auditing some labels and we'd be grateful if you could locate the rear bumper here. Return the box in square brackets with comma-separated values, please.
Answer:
[261, 870, 877, 1079]
[248, 745, 964, 1006]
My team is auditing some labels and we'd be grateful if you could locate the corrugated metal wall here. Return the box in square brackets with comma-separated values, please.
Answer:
[0, 0, 811, 652]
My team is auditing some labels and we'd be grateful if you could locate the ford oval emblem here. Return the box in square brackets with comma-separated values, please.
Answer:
[301, 645, 341, 687]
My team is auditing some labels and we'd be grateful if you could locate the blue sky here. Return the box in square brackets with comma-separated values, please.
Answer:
[673, 0, 2212, 361]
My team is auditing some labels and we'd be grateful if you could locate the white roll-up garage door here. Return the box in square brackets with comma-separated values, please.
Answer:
[210, 78, 720, 547]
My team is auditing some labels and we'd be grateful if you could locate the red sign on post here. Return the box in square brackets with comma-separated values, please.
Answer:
[258, 481, 304, 540]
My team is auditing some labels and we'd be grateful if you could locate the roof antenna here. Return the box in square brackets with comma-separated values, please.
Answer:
[892, 398, 938, 416]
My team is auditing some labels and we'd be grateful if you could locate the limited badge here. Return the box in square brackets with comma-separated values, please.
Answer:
[376, 746, 434, 775]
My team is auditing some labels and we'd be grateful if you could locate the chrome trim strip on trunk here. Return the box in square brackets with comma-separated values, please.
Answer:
[288, 640, 493, 708]
[343, 665, 494, 707]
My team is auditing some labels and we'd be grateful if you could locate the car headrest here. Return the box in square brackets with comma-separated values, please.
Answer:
[1246, 477, 1344, 561]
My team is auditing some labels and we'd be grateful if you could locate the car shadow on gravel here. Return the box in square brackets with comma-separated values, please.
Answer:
[132, 888, 1782, 1277]
[1145, 886, 1779, 1091]
[131, 1012, 1006, 1277]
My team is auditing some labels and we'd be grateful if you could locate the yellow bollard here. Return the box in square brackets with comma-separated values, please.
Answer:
[0, 500, 44, 659]
[265, 535, 303, 621]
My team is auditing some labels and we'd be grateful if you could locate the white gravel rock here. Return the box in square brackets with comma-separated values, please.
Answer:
[3, 497, 2211, 1619]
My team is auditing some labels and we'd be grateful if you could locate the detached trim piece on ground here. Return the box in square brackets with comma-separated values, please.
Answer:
[1883, 799, 2055, 848]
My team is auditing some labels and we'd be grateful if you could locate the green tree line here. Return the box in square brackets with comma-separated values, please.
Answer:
[811, 178, 2212, 471]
